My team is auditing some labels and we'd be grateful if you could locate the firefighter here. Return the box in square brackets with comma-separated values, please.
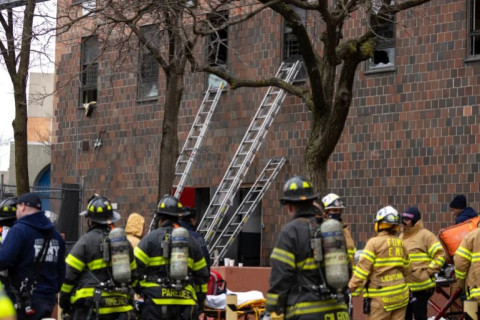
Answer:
[134, 195, 209, 320]
[265, 175, 350, 320]
[321, 193, 357, 266]
[348, 206, 410, 320]
[399, 207, 445, 320]
[454, 226, 480, 319]
[59, 195, 137, 320]
[0, 197, 17, 243]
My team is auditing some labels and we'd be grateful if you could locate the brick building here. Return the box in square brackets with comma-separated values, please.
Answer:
[53, 0, 480, 264]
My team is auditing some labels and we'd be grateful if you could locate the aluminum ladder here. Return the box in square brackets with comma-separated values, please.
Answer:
[149, 83, 223, 232]
[209, 157, 286, 266]
[197, 60, 301, 244]
[173, 83, 224, 199]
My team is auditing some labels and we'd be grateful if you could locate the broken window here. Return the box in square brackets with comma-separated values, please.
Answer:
[283, 5, 307, 81]
[468, 0, 480, 58]
[367, 13, 396, 71]
[80, 36, 98, 106]
[138, 25, 159, 100]
[206, 11, 228, 89]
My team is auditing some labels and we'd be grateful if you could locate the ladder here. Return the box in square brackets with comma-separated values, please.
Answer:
[149, 83, 223, 232]
[209, 157, 286, 266]
[174, 83, 224, 199]
[197, 60, 301, 244]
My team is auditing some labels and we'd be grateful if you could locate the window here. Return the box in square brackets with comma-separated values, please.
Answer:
[283, 5, 307, 81]
[468, 0, 480, 59]
[80, 36, 98, 106]
[207, 11, 228, 88]
[138, 25, 159, 100]
[367, 13, 396, 71]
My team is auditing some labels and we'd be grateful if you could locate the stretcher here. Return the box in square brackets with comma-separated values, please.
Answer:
[204, 290, 266, 320]
[428, 271, 464, 320]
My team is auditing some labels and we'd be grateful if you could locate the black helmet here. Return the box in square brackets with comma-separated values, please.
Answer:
[80, 196, 121, 224]
[0, 198, 17, 222]
[280, 175, 319, 205]
[156, 195, 183, 216]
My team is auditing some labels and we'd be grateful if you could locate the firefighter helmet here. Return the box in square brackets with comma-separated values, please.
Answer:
[280, 175, 319, 204]
[80, 196, 121, 224]
[374, 205, 400, 232]
[322, 193, 346, 210]
[156, 195, 183, 216]
[0, 198, 17, 222]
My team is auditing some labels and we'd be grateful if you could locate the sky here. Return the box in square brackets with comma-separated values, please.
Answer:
[0, 0, 56, 171]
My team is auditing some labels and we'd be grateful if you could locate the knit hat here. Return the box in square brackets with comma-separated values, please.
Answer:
[450, 195, 467, 209]
[402, 207, 421, 225]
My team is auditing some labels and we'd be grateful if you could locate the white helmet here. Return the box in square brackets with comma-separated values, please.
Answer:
[374, 206, 400, 225]
[322, 193, 345, 210]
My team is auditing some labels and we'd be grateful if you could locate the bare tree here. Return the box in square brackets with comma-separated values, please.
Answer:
[199, 0, 432, 193]
[0, 0, 56, 194]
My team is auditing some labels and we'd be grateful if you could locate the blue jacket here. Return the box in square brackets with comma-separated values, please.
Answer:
[0, 211, 66, 299]
[455, 207, 478, 224]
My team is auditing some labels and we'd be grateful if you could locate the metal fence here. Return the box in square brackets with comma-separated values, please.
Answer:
[0, 180, 84, 250]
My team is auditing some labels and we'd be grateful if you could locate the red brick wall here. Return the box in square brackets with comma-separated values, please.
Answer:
[53, 0, 480, 262]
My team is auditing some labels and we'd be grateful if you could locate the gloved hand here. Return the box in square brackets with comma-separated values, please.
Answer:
[270, 312, 285, 320]
[59, 292, 71, 310]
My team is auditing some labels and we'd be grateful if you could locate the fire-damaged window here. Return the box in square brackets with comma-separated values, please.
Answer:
[206, 11, 228, 89]
[138, 25, 159, 100]
[468, 0, 480, 59]
[283, 4, 307, 81]
[367, 13, 396, 72]
[80, 36, 98, 106]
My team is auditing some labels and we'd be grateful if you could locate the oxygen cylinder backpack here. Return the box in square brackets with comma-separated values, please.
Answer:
[161, 225, 190, 290]
[101, 227, 132, 286]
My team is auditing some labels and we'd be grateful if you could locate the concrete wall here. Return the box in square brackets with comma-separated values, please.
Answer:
[8, 142, 51, 186]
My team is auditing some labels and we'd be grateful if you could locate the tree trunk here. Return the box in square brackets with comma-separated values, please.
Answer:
[13, 85, 30, 195]
[157, 70, 183, 201]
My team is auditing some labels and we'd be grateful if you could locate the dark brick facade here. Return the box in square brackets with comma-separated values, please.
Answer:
[53, 0, 480, 264]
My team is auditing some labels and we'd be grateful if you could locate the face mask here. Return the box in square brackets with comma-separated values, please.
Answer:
[328, 213, 342, 222]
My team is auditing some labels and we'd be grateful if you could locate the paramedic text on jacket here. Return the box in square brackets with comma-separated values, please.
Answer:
[134, 195, 209, 320]
[266, 175, 350, 320]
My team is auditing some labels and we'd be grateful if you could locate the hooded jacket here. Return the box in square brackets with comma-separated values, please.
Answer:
[125, 213, 145, 248]
[400, 220, 445, 292]
[455, 207, 478, 225]
[0, 211, 66, 299]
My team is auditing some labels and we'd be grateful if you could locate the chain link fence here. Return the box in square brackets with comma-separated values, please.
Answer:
[0, 180, 84, 251]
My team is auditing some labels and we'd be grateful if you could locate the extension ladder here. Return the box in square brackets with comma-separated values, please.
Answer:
[149, 83, 223, 232]
[209, 157, 286, 266]
[197, 60, 301, 244]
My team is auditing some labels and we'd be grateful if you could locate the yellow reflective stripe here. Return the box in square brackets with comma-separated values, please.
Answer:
[456, 247, 472, 261]
[428, 242, 442, 257]
[271, 247, 295, 268]
[384, 298, 409, 311]
[87, 258, 108, 270]
[408, 253, 429, 262]
[468, 287, 480, 299]
[151, 298, 195, 305]
[455, 269, 467, 279]
[373, 257, 405, 267]
[296, 257, 317, 270]
[61, 283, 74, 293]
[286, 299, 347, 318]
[472, 253, 480, 262]
[361, 250, 376, 263]
[71, 288, 130, 303]
[66, 254, 85, 272]
[364, 283, 408, 297]
[130, 260, 137, 270]
[134, 247, 150, 265]
[201, 283, 207, 293]
[190, 257, 207, 271]
[267, 292, 279, 307]
[353, 266, 369, 280]
[409, 278, 435, 291]
[98, 305, 133, 314]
